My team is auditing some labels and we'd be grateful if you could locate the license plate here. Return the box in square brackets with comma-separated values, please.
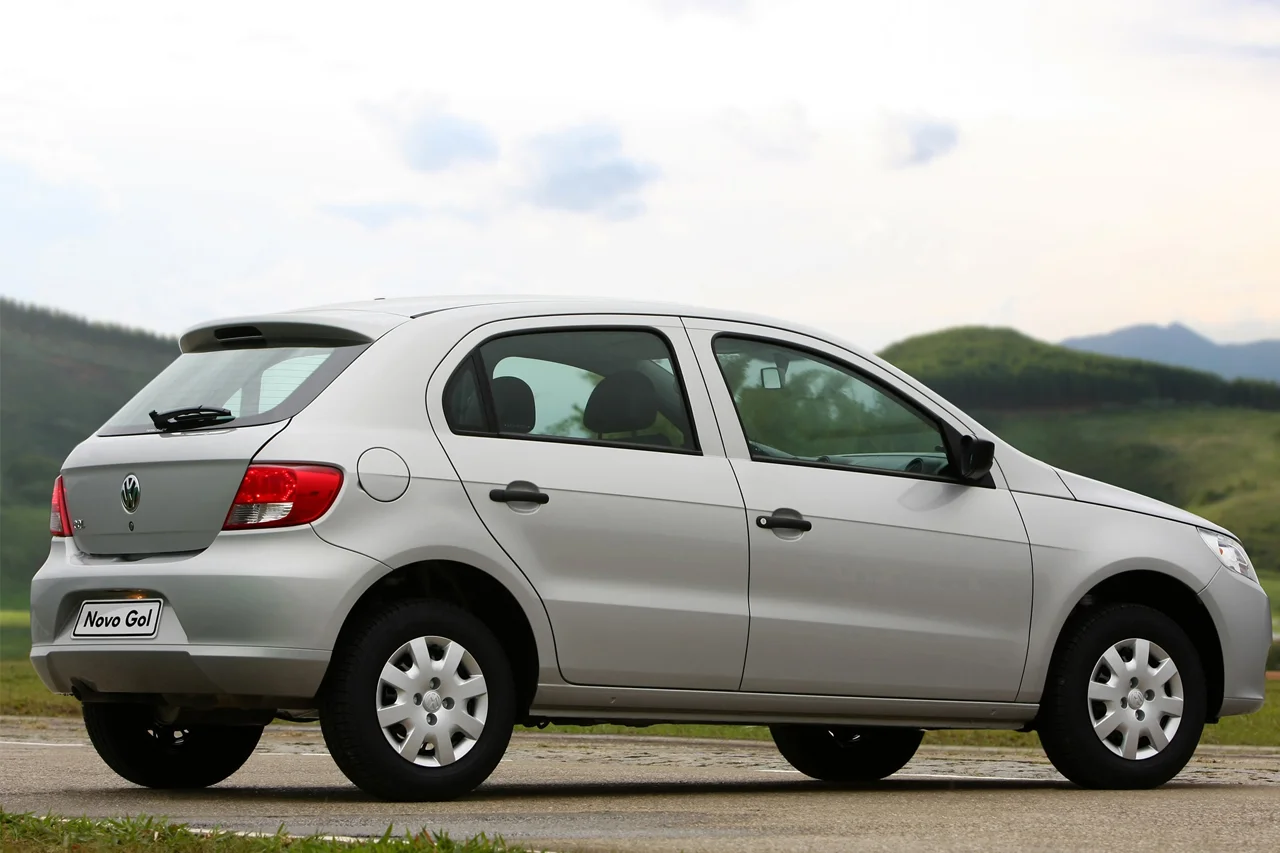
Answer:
[72, 599, 163, 639]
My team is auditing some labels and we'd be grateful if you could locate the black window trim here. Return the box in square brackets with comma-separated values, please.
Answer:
[440, 352, 491, 435]
[442, 324, 705, 457]
[710, 331, 983, 486]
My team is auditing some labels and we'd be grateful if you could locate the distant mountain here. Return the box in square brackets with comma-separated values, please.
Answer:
[1061, 323, 1280, 383]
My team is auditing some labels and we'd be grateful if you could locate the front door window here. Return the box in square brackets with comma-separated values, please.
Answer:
[712, 336, 951, 478]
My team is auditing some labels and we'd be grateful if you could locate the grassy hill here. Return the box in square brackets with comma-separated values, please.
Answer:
[0, 299, 177, 607]
[0, 307, 1276, 612]
[881, 326, 1280, 411]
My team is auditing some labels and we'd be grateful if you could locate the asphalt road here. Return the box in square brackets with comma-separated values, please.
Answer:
[2, 717, 1279, 853]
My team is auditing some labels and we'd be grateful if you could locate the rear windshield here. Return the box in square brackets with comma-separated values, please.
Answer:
[99, 344, 366, 436]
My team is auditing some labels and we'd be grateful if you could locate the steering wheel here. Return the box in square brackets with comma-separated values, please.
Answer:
[904, 457, 924, 474]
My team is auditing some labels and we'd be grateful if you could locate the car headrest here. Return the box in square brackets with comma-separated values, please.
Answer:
[583, 370, 659, 435]
[492, 376, 536, 433]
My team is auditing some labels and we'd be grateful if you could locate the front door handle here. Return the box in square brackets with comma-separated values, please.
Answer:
[756, 511, 812, 532]
[489, 484, 550, 504]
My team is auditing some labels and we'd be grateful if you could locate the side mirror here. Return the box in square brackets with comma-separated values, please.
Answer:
[957, 435, 996, 483]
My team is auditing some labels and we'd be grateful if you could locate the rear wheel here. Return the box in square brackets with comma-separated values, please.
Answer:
[82, 703, 262, 789]
[321, 599, 515, 801]
[1038, 603, 1206, 789]
[770, 724, 923, 782]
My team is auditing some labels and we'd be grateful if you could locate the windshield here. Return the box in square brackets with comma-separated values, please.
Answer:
[99, 344, 366, 436]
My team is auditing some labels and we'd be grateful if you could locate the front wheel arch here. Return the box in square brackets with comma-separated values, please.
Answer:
[1037, 602, 1207, 787]
[1038, 570, 1224, 723]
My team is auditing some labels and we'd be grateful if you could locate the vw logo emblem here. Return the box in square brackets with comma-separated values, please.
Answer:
[120, 474, 141, 514]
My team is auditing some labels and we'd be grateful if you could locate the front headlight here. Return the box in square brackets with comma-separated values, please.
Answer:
[1198, 529, 1258, 583]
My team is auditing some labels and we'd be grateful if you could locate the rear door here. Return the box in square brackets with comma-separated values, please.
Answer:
[426, 314, 751, 690]
[62, 340, 367, 555]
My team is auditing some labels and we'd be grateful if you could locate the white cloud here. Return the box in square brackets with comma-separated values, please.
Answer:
[649, 0, 751, 19]
[520, 124, 659, 220]
[721, 102, 816, 160]
[364, 100, 500, 172]
[876, 114, 960, 168]
[0, 0, 1277, 349]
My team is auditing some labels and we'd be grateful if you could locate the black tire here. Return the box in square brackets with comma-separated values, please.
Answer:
[82, 702, 262, 789]
[1038, 603, 1206, 789]
[320, 599, 516, 801]
[770, 724, 923, 782]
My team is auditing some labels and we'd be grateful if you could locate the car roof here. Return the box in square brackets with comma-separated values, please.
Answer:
[304, 294, 784, 326]
[186, 294, 870, 362]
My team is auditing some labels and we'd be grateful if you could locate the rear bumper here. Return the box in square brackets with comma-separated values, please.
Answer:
[1198, 567, 1272, 718]
[28, 526, 384, 702]
[30, 644, 329, 701]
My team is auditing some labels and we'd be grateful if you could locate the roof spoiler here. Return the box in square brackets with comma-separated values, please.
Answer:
[178, 310, 405, 353]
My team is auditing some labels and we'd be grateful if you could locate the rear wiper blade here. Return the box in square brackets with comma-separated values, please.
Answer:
[148, 406, 235, 432]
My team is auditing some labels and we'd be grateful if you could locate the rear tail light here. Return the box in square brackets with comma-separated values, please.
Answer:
[50, 475, 72, 537]
[223, 464, 343, 530]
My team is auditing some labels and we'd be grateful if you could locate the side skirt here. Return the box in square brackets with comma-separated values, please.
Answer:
[528, 683, 1038, 730]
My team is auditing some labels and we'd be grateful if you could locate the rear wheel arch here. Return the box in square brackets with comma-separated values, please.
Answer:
[1045, 570, 1224, 721]
[325, 560, 541, 720]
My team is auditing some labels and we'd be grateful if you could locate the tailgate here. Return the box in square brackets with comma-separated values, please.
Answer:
[61, 423, 287, 555]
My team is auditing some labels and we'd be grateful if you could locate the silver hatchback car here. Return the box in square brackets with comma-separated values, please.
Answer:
[30, 296, 1271, 800]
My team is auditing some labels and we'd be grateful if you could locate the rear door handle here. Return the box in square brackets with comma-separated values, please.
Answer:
[756, 511, 812, 532]
[489, 484, 550, 505]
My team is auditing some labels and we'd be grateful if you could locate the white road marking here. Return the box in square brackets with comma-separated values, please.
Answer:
[0, 740, 84, 747]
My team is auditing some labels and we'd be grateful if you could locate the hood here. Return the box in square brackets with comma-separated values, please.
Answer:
[1053, 468, 1234, 539]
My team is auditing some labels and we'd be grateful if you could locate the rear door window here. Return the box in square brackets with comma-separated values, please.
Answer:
[100, 345, 365, 436]
[442, 328, 699, 452]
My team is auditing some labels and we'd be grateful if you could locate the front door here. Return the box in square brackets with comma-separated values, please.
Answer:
[685, 320, 1033, 701]
[427, 315, 750, 690]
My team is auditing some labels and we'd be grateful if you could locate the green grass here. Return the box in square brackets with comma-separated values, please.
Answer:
[2, 625, 33, 661]
[1, 610, 32, 665]
[0, 609, 30, 628]
[0, 811, 527, 853]
[1, 608, 80, 716]
[0, 660, 79, 716]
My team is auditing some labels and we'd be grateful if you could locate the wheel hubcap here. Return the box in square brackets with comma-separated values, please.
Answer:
[1088, 637, 1183, 761]
[375, 635, 488, 767]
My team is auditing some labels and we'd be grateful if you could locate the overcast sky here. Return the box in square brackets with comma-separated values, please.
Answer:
[2, 0, 1278, 349]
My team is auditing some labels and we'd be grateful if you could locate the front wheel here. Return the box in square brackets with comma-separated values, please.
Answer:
[82, 703, 262, 789]
[1038, 603, 1206, 789]
[770, 724, 923, 782]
